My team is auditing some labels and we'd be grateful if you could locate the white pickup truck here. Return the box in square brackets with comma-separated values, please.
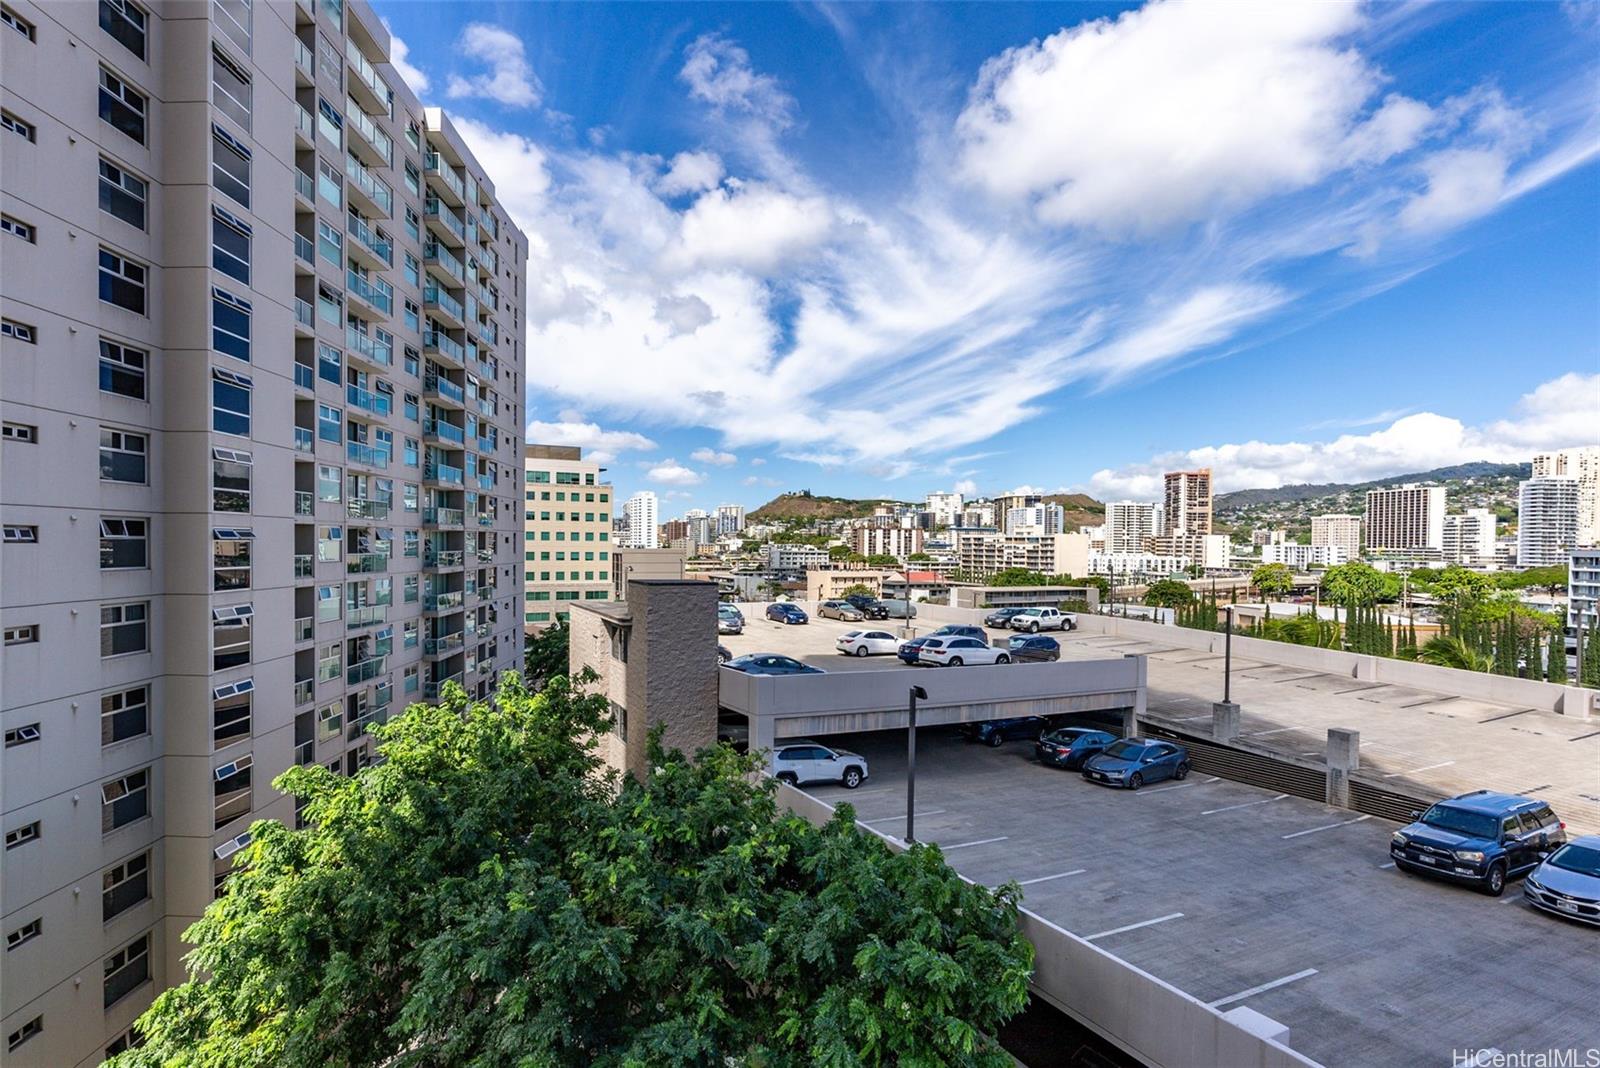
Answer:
[1007, 607, 1074, 633]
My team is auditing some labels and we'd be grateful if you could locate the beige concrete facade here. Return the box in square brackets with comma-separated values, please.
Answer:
[0, 2, 526, 1063]
[608, 546, 687, 597]
[804, 568, 887, 603]
[522, 444, 613, 629]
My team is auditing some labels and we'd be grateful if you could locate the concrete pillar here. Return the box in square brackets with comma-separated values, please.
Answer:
[1212, 701, 1240, 743]
[1123, 653, 1147, 737]
[1325, 727, 1360, 808]
[622, 579, 720, 782]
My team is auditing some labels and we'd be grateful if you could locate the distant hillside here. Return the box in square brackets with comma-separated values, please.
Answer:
[1214, 462, 1529, 510]
[748, 492, 910, 522]
[1042, 493, 1105, 530]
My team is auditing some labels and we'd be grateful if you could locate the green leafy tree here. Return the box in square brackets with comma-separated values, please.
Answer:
[1251, 563, 1295, 602]
[1320, 562, 1391, 606]
[827, 543, 854, 561]
[523, 619, 570, 690]
[866, 553, 899, 568]
[987, 568, 1050, 587]
[111, 678, 1033, 1067]
[1498, 565, 1568, 595]
[837, 582, 877, 599]
[1142, 578, 1196, 608]
[1583, 624, 1600, 688]
[907, 552, 933, 562]
[1417, 635, 1494, 673]
[1429, 566, 1494, 602]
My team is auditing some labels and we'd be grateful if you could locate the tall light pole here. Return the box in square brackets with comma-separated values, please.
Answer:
[906, 685, 928, 844]
[1222, 604, 1236, 705]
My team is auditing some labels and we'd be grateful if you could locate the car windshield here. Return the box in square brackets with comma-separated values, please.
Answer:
[1419, 804, 1500, 840]
[1547, 843, 1600, 877]
[1103, 741, 1144, 760]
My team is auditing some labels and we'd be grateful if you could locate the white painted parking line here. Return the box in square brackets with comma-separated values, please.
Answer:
[1084, 912, 1184, 941]
[1382, 760, 1456, 778]
[1282, 815, 1371, 839]
[1245, 726, 1299, 737]
[1017, 869, 1088, 886]
[1138, 782, 1197, 795]
[941, 836, 1009, 851]
[1172, 715, 1213, 722]
[1202, 793, 1288, 815]
[1207, 968, 1318, 1008]
[1203, 776, 1221, 783]
[858, 809, 946, 825]
[1379, 861, 1397, 869]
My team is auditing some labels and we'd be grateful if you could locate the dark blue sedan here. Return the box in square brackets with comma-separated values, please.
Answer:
[1034, 728, 1115, 769]
[766, 603, 808, 625]
[1081, 738, 1190, 790]
[723, 654, 825, 676]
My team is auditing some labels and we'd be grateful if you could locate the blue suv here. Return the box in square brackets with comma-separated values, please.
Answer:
[1390, 791, 1566, 897]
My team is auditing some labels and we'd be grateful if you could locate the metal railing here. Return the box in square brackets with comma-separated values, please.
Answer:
[345, 382, 392, 418]
[424, 506, 465, 526]
[423, 417, 465, 445]
[346, 551, 389, 573]
[425, 549, 464, 568]
[346, 605, 387, 628]
[294, 616, 314, 642]
[294, 490, 314, 516]
[346, 497, 390, 520]
[294, 427, 314, 452]
[294, 553, 314, 578]
[345, 441, 388, 469]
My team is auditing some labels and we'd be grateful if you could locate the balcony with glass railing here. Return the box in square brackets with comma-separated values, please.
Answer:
[346, 269, 393, 316]
[423, 415, 465, 446]
[423, 283, 464, 325]
[294, 489, 314, 516]
[293, 363, 315, 392]
[424, 548, 464, 568]
[346, 213, 393, 267]
[346, 496, 390, 521]
[293, 232, 315, 266]
[424, 327, 465, 363]
[424, 151, 466, 204]
[476, 583, 497, 602]
[424, 197, 467, 245]
[346, 604, 387, 629]
[345, 97, 393, 166]
[424, 240, 465, 285]
[346, 324, 392, 366]
[423, 506, 465, 526]
[345, 382, 391, 418]
[423, 372, 464, 406]
[345, 154, 392, 217]
[294, 426, 314, 452]
[423, 672, 463, 700]
[294, 553, 314, 579]
[424, 590, 465, 613]
[295, 168, 315, 204]
[295, 103, 315, 146]
[294, 38, 314, 81]
[295, 677, 315, 706]
[294, 616, 314, 643]
[424, 632, 465, 657]
[424, 460, 464, 486]
[475, 511, 496, 527]
[347, 654, 387, 685]
[345, 440, 389, 469]
[346, 38, 394, 116]
[475, 472, 495, 492]
[294, 298, 315, 330]
[346, 551, 389, 574]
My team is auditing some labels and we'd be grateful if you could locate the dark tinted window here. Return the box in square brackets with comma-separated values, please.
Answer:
[1419, 804, 1499, 841]
[1104, 741, 1145, 760]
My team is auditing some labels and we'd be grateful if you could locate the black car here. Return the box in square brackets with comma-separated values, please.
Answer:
[846, 594, 891, 620]
[1391, 791, 1566, 896]
[1035, 728, 1116, 769]
[960, 715, 1048, 747]
[896, 624, 988, 664]
[983, 607, 1032, 628]
[1007, 634, 1060, 663]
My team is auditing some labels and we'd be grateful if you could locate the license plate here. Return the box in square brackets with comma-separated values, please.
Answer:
[1093, 773, 1105, 782]
[1558, 901, 1579, 914]
[1417, 855, 1436, 865]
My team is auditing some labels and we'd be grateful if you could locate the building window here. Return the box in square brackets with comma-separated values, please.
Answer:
[103, 932, 151, 1007]
[101, 768, 150, 832]
[0, 214, 34, 241]
[212, 367, 251, 436]
[99, 157, 147, 229]
[2, 422, 35, 444]
[100, 428, 147, 482]
[317, 464, 341, 501]
[4, 724, 40, 747]
[316, 96, 341, 148]
[212, 605, 253, 669]
[403, 299, 419, 332]
[404, 252, 419, 286]
[212, 679, 252, 748]
[211, 45, 251, 131]
[212, 287, 251, 361]
[98, 247, 147, 314]
[404, 574, 418, 602]
[100, 601, 149, 657]
[3, 525, 37, 543]
[7, 1016, 42, 1053]
[213, 0, 249, 52]
[317, 218, 342, 266]
[4, 625, 38, 645]
[1, 110, 36, 142]
[5, 821, 41, 848]
[405, 206, 419, 242]
[211, 206, 251, 284]
[99, 338, 147, 398]
[318, 342, 341, 383]
[317, 700, 341, 740]
[101, 685, 149, 745]
[318, 156, 342, 207]
[0, 319, 35, 343]
[3, 5, 36, 40]
[214, 755, 253, 828]
[212, 125, 251, 207]
[6, 917, 42, 951]
[404, 346, 419, 377]
[106, 1027, 145, 1058]
[212, 447, 251, 511]
[212, 528, 253, 589]
[403, 392, 419, 421]
[404, 160, 420, 195]
[99, 0, 146, 59]
[103, 851, 151, 920]
[98, 67, 146, 144]
[99, 517, 148, 569]
[318, 404, 341, 443]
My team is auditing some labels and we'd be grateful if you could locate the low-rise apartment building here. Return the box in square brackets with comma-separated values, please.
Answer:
[1260, 543, 1348, 569]
[523, 445, 613, 629]
[767, 543, 830, 571]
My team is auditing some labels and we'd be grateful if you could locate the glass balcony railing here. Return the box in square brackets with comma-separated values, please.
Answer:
[346, 270, 393, 315]
[346, 605, 387, 629]
[423, 283, 464, 321]
[294, 233, 315, 265]
[346, 325, 392, 366]
[294, 426, 314, 452]
[294, 616, 314, 642]
[295, 168, 315, 202]
[424, 241, 465, 284]
[424, 549, 464, 568]
[345, 551, 389, 574]
[477, 583, 497, 601]
[424, 633, 465, 657]
[347, 214, 393, 266]
[424, 329, 465, 362]
[424, 591, 465, 612]
[347, 655, 387, 685]
[294, 678, 315, 706]
[423, 506, 465, 526]
[424, 152, 465, 199]
[476, 512, 495, 527]
[295, 104, 315, 142]
[295, 298, 314, 328]
[424, 373, 464, 404]
[345, 441, 389, 469]
[293, 363, 315, 391]
[345, 97, 393, 165]
[294, 490, 314, 516]
[294, 38, 314, 78]
[346, 382, 392, 418]
[346, 497, 390, 520]
[345, 154, 392, 216]
[423, 417, 465, 445]
[424, 461, 464, 486]
[425, 198, 466, 241]
[294, 553, 314, 579]
[346, 38, 394, 116]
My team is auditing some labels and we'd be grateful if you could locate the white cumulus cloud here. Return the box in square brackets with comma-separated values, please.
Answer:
[384, 22, 430, 94]
[446, 24, 542, 108]
[690, 447, 738, 466]
[646, 459, 705, 486]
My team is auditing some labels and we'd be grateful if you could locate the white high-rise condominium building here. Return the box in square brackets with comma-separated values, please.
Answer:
[715, 504, 744, 535]
[924, 491, 963, 527]
[1311, 514, 1362, 559]
[1005, 503, 1064, 535]
[523, 446, 613, 629]
[624, 491, 659, 548]
[1568, 547, 1599, 662]
[1517, 477, 1580, 568]
[1261, 543, 1348, 568]
[0, 3, 528, 1063]
[1105, 501, 1155, 553]
[1442, 509, 1496, 567]
[1365, 485, 1445, 551]
[1533, 447, 1600, 545]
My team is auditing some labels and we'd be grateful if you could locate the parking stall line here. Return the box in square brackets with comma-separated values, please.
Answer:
[1207, 968, 1319, 1009]
[858, 809, 946, 825]
[1383, 760, 1455, 778]
[1281, 815, 1371, 840]
[1202, 793, 1288, 816]
[1137, 782, 1197, 795]
[1017, 869, 1087, 887]
[1203, 776, 1221, 783]
[941, 836, 1009, 851]
[1379, 861, 1397, 869]
[1083, 913, 1184, 941]
[1245, 726, 1299, 737]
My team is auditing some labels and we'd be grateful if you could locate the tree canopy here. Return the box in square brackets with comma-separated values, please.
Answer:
[837, 582, 877, 599]
[865, 553, 900, 568]
[523, 618, 570, 689]
[1251, 563, 1295, 600]
[1141, 578, 1195, 608]
[111, 677, 1032, 1068]
[1319, 562, 1396, 606]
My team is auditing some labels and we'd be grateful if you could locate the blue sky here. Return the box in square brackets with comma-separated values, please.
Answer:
[378, 1, 1600, 515]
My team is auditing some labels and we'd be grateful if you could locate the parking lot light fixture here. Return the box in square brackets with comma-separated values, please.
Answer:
[1223, 605, 1235, 704]
[907, 685, 928, 844]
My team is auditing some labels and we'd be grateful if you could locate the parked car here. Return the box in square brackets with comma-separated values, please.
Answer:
[878, 598, 918, 619]
[717, 644, 732, 664]
[818, 600, 866, 622]
[1008, 634, 1061, 663]
[846, 594, 891, 620]
[1391, 791, 1566, 896]
[770, 741, 869, 789]
[1523, 834, 1600, 926]
[960, 715, 1048, 747]
[984, 607, 1031, 628]
[1008, 607, 1072, 633]
[918, 636, 1010, 667]
[766, 603, 809, 625]
[717, 604, 744, 635]
[835, 629, 900, 657]
[723, 653, 825, 676]
[1035, 727, 1117, 768]
[1081, 738, 1190, 789]
[896, 625, 988, 664]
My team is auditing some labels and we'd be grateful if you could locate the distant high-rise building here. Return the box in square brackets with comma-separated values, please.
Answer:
[1532, 447, 1600, 545]
[1251, 528, 1288, 547]
[1311, 515, 1363, 560]
[1365, 485, 1445, 552]
[851, 526, 925, 560]
[1261, 543, 1348, 568]
[1005, 503, 1064, 535]
[994, 492, 1042, 533]
[525, 447, 614, 628]
[925, 491, 964, 527]
[716, 504, 745, 535]
[1105, 501, 1156, 554]
[1163, 469, 1212, 535]
[1442, 509, 1497, 567]
[1517, 477, 1580, 568]
[624, 491, 660, 548]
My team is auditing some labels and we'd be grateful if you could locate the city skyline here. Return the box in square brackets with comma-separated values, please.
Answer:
[378, 0, 1600, 513]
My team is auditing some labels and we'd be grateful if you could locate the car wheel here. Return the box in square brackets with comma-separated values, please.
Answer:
[948, 657, 963, 667]
[997, 654, 1010, 664]
[1127, 772, 1144, 790]
[842, 767, 863, 789]
[1030, 622, 1040, 633]
[1484, 862, 1507, 897]
[1174, 762, 1190, 781]
[987, 732, 1004, 748]
[776, 772, 798, 786]
[855, 645, 868, 657]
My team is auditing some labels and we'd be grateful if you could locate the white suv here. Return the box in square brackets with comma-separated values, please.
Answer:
[918, 636, 1011, 666]
[1009, 607, 1072, 633]
[770, 741, 869, 789]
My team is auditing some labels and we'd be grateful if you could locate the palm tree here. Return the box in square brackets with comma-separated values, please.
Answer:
[1417, 635, 1493, 673]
